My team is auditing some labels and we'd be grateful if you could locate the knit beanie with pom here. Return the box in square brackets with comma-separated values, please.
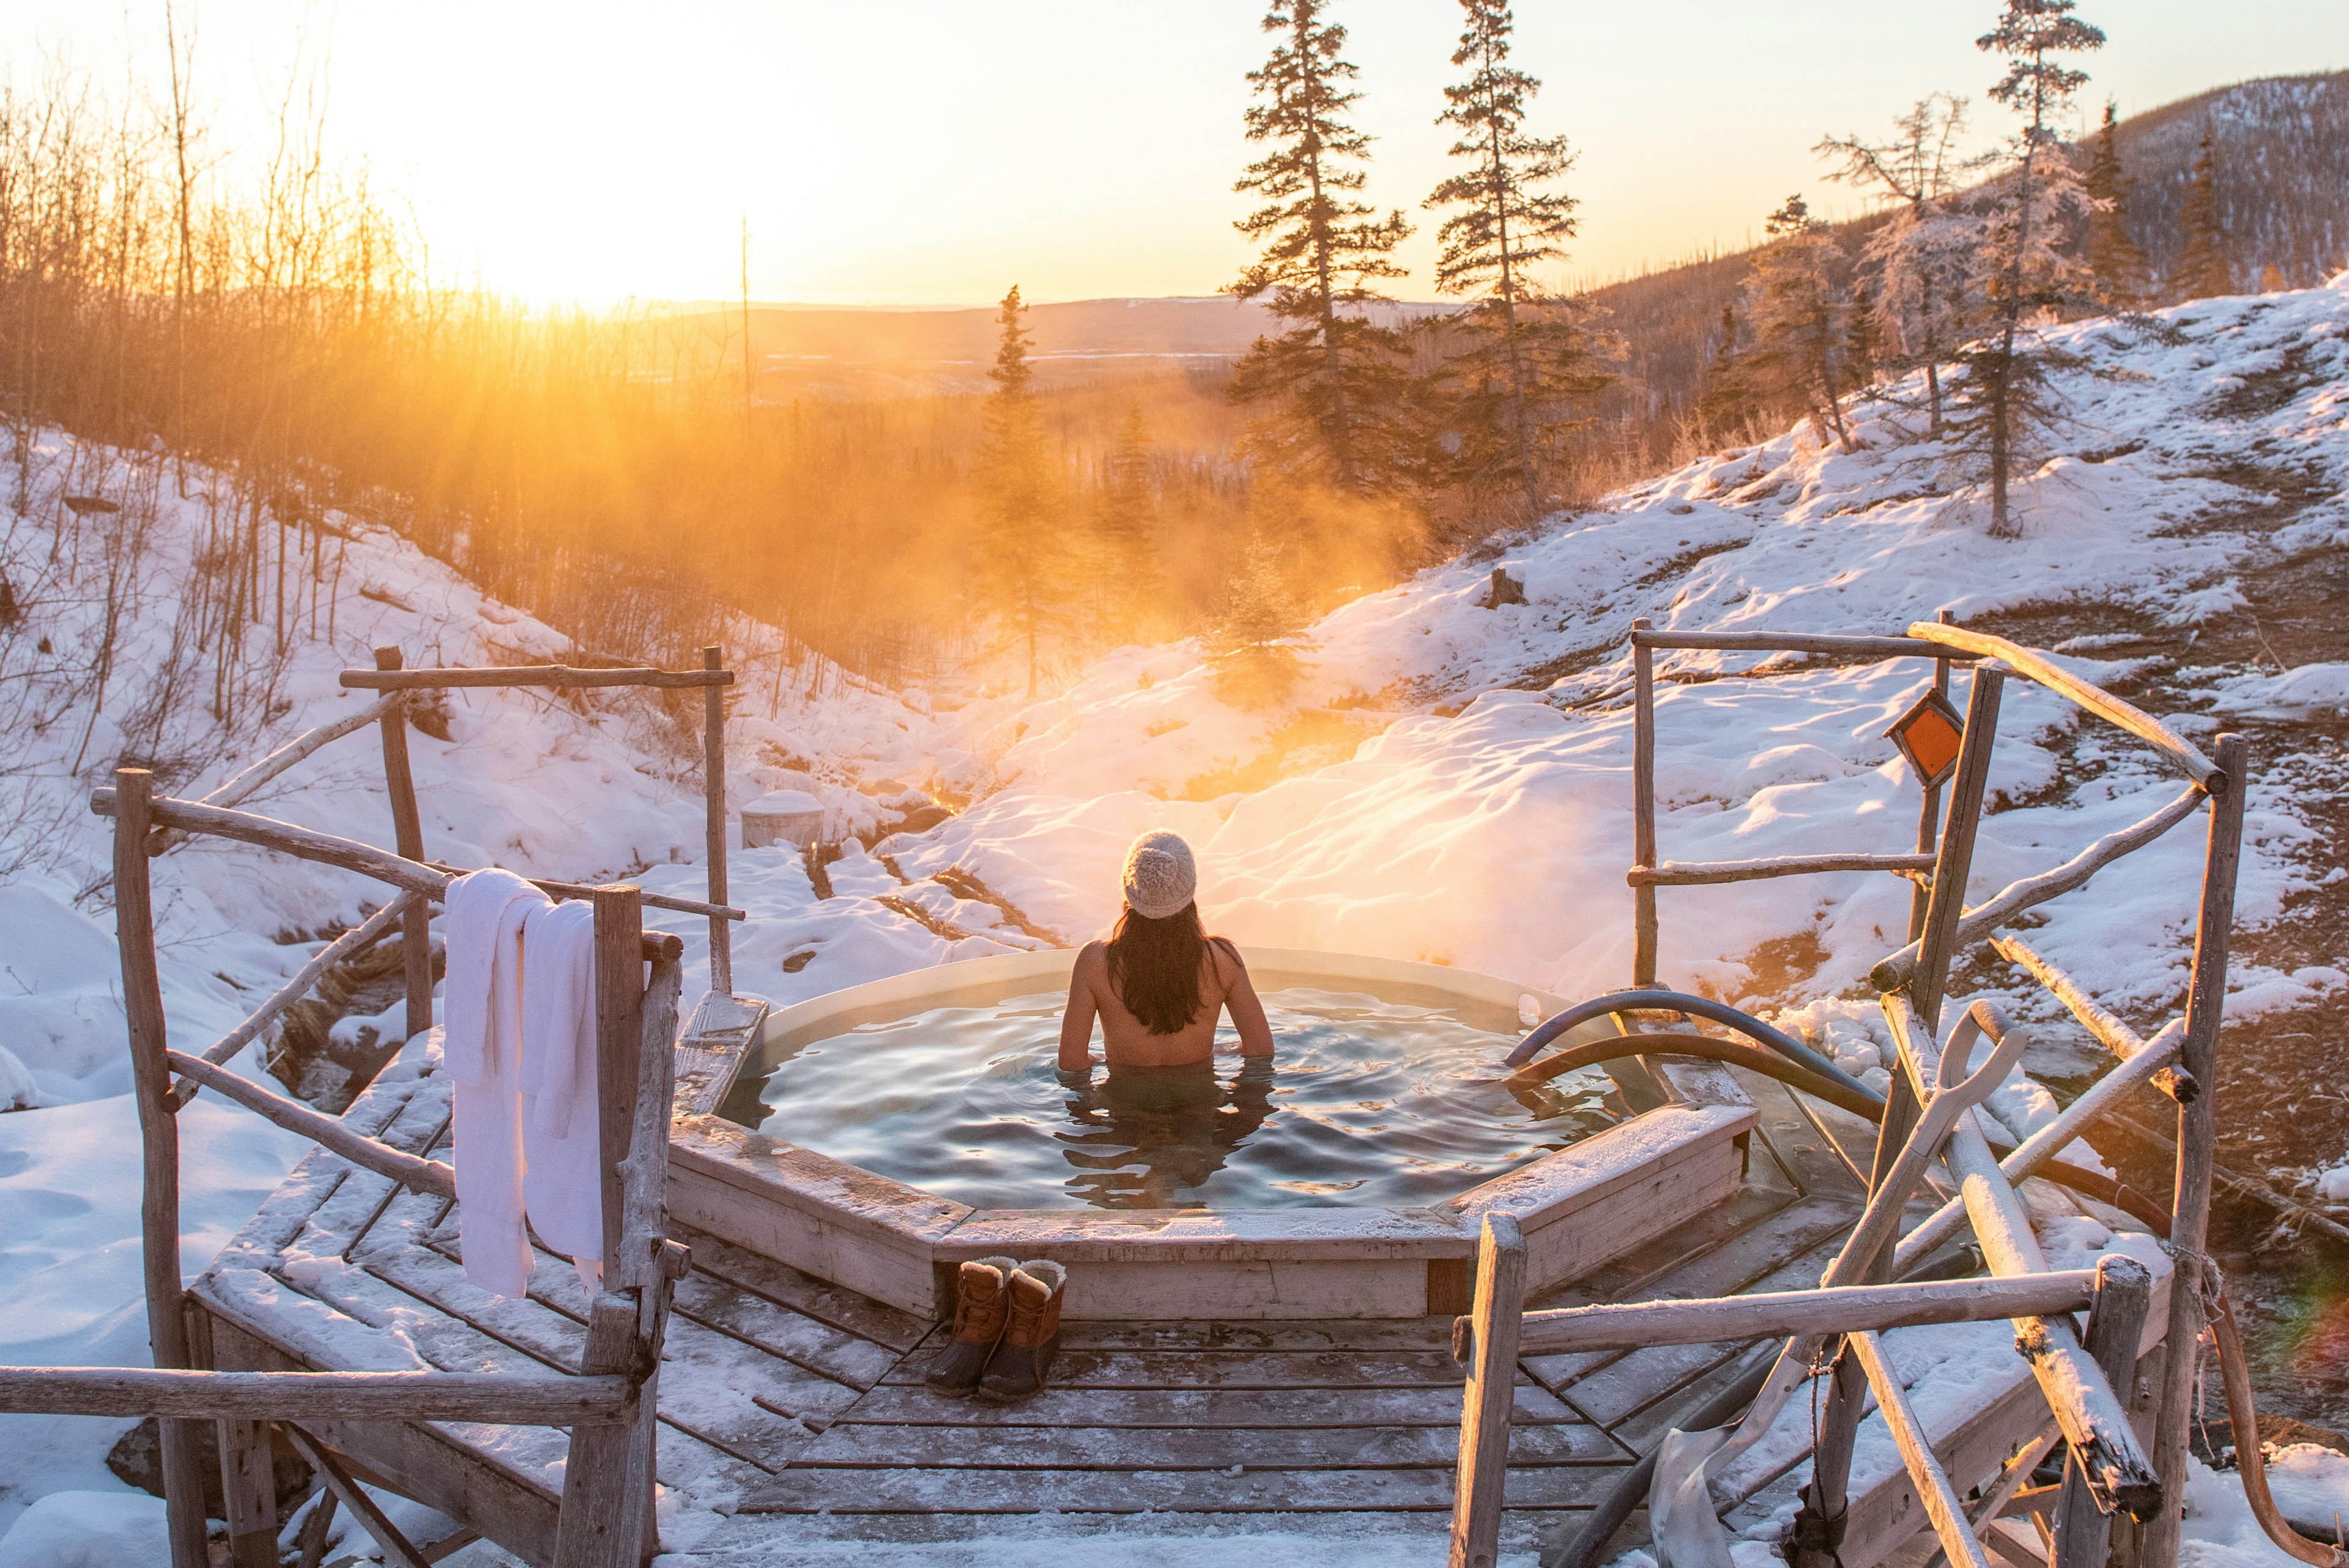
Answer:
[1121, 831, 1198, 920]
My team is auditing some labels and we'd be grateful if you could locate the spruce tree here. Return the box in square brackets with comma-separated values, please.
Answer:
[1094, 403, 1166, 637]
[1743, 196, 1854, 448]
[1696, 303, 1763, 439]
[2172, 125, 2233, 301]
[1956, 0, 2105, 538]
[972, 285, 1071, 696]
[1207, 530, 1310, 708]
[2082, 101, 2152, 305]
[1422, 0, 1613, 523]
[1819, 94, 1989, 436]
[1228, 0, 1416, 494]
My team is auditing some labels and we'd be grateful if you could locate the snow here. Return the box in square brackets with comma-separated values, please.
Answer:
[6, 276, 2349, 1556]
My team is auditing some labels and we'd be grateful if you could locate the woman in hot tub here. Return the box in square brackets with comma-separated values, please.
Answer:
[1058, 829, 1275, 1071]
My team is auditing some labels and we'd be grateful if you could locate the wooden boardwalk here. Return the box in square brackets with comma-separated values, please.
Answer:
[190, 1049, 1887, 1565]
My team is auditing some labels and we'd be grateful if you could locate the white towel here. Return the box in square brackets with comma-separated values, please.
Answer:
[443, 868, 546, 1297]
[519, 897, 603, 1291]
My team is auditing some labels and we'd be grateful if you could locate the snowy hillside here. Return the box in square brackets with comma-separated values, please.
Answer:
[3, 275, 2348, 1555]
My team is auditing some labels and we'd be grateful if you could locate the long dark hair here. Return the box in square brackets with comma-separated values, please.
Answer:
[1105, 902, 1207, 1035]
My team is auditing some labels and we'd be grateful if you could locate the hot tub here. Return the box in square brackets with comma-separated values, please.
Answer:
[666, 949, 1756, 1320]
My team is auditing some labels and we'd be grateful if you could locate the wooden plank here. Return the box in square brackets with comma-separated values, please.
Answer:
[671, 993, 766, 1120]
[669, 1270, 902, 1391]
[341, 664, 734, 690]
[168, 1050, 456, 1198]
[742, 1462, 1621, 1515]
[828, 1381, 1584, 1430]
[1517, 1272, 2098, 1358]
[1048, 1318, 1462, 1354]
[108, 769, 209, 1568]
[878, 1347, 1479, 1390]
[671, 1227, 930, 1353]
[783, 1420, 1625, 1471]
[1608, 1338, 1784, 1456]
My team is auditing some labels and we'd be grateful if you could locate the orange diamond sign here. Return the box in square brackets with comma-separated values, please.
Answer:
[1886, 689, 1966, 789]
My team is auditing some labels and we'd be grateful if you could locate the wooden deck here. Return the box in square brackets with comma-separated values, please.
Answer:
[190, 1046, 1909, 1565]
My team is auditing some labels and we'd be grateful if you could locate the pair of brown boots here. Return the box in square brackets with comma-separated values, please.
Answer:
[922, 1257, 1066, 1403]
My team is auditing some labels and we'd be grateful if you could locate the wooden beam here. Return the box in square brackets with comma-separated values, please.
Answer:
[1904, 623, 2221, 792]
[2054, 1256, 2155, 1568]
[2146, 732, 2250, 1568]
[146, 693, 400, 855]
[1632, 629, 1983, 660]
[703, 645, 732, 995]
[553, 1294, 648, 1568]
[1872, 785, 2209, 997]
[1629, 851, 1937, 886]
[341, 664, 732, 690]
[1911, 664, 2004, 1031]
[218, 1416, 279, 1568]
[1512, 1271, 2097, 1356]
[164, 1051, 456, 1199]
[1991, 934, 2195, 1103]
[171, 894, 417, 1109]
[374, 649, 435, 1041]
[1631, 618, 1659, 988]
[1891, 1017, 2187, 1272]
[1888, 997, 2162, 1521]
[1910, 612, 1954, 942]
[1849, 1328, 1995, 1568]
[110, 770, 209, 1568]
[0, 1366, 632, 1422]
[1448, 1215, 1526, 1568]
[282, 1422, 431, 1568]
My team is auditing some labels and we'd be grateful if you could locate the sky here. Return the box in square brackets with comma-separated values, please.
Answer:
[7, 1, 2348, 308]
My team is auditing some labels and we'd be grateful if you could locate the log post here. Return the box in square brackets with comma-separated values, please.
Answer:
[374, 648, 432, 1040]
[2145, 733, 2248, 1568]
[702, 645, 731, 995]
[112, 769, 209, 1568]
[1912, 662, 2005, 1032]
[1631, 618, 1660, 988]
[1449, 1213, 1526, 1568]
[2055, 1255, 2155, 1568]
[1909, 610, 1954, 942]
[218, 1416, 279, 1568]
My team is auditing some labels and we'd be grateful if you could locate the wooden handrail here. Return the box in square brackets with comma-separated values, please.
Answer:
[0, 1366, 631, 1424]
[89, 791, 686, 963]
[166, 1051, 456, 1198]
[1504, 1271, 2098, 1358]
[147, 693, 403, 856]
[422, 862, 744, 922]
[171, 893, 418, 1111]
[1906, 623, 2222, 791]
[1869, 783, 2206, 994]
[1633, 628, 1984, 660]
[1991, 933, 2195, 1102]
[1628, 851, 1936, 887]
[342, 664, 732, 690]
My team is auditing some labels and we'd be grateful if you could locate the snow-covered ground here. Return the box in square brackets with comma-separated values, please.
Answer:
[4, 276, 2349, 1561]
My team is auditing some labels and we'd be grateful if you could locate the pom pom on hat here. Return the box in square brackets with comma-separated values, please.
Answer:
[1121, 830, 1198, 920]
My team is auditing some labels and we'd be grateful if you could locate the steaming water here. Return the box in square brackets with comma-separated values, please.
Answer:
[729, 987, 1627, 1211]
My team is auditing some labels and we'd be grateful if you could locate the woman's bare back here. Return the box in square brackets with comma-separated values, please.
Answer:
[1058, 936, 1275, 1070]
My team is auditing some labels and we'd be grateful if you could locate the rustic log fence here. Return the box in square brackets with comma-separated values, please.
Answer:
[1455, 619, 2299, 1568]
[4, 650, 743, 1568]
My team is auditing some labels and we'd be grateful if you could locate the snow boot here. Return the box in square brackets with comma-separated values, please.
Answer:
[976, 1259, 1066, 1404]
[924, 1256, 1020, 1397]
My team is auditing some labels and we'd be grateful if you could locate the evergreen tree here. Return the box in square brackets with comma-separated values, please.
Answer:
[2082, 101, 2152, 305]
[1421, 0, 1614, 522]
[1094, 403, 1166, 636]
[1846, 282, 1881, 388]
[1743, 196, 1855, 448]
[1818, 94, 1989, 435]
[1695, 303, 1763, 438]
[1954, 0, 2106, 538]
[1206, 530, 1310, 708]
[1228, 0, 1416, 494]
[2172, 125, 2233, 300]
[971, 285, 1071, 696]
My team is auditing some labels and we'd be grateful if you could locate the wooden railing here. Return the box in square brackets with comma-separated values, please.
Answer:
[4, 647, 743, 1568]
[1464, 621, 2271, 1568]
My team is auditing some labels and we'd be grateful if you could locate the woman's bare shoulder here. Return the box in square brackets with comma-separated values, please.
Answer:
[1203, 934, 1247, 985]
[1074, 940, 1110, 972]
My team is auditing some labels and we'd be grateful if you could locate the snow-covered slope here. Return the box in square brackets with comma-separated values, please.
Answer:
[4, 277, 2348, 1557]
